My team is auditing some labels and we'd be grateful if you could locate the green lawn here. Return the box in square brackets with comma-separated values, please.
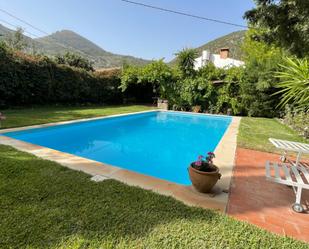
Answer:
[0, 105, 155, 129]
[237, 117, 308, 154]
[0, 145, 307, 249]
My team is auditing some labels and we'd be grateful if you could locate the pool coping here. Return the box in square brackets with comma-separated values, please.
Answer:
[0, 110, 241, 212]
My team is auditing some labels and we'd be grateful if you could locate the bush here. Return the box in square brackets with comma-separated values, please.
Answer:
[239, 29, 284, 117]
[54, 52, 94, 71]
[120, 52, 285, 117]
[283, 106, 309, 139]
[216, 67, 244, 115]
[120, 60, 178, 103]
[0, 45, 122, 107]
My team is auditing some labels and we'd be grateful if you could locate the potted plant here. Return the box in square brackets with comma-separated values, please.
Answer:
[188, 152, 221, 193]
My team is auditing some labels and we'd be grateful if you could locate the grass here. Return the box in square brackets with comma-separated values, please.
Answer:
[0, 144, 307, 249]
[0, 105, 155, 129]
[237, 117, 308, 155]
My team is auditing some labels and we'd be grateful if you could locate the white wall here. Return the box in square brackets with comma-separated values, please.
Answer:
[194, 51, 244, 70]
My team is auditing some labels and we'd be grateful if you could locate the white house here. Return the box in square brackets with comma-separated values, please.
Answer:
[194, 48, 244, 70]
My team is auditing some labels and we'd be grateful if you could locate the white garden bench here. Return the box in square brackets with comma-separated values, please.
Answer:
[266, 161, 309, 212]
[269, 138, 309, 168]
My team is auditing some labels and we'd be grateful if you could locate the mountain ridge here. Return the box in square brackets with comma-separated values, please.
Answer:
[1, 24, 246, 68]
[195, 30, 246, 60]
[0, 25, 150, 68]
[169, 30, 246, 64]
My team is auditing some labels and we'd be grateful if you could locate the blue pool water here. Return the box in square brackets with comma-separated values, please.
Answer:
[3, 111, 231, 185]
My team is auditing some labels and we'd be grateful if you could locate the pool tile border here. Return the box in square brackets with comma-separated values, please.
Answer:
[0, 111, 240, 212]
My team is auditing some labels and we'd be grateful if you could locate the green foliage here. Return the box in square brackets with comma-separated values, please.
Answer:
[275, 57, 309, 110]
[240, 29, 284, 117]
[174, 64, 222, 111]
[142, 60, 178, 99]
[283, 106, 309, 139]
[244, 0, 309, 58]
[0, 45, 122, 107]
[216, 67, 244, 115]
[179, 77, 206, 107]
[119, 64, 142, 91]
[175, 48, 198, 77]
[55, 52, 94, 71]
[120, 32, 291, 118]
[120, 60, 179, 101]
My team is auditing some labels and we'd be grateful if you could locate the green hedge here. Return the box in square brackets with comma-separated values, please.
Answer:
[0, 45, 123, 107]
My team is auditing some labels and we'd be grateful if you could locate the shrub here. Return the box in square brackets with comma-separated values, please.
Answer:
[239, 29, 284, 117]
[216, 67, 244, 115]
[0, 45, 122, 107]
[54, 52, 94, 71]
[283, 106, 309, 139]
[120, 60, 179, 103]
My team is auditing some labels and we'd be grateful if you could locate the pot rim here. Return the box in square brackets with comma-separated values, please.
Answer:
[189, 164, 219, 175]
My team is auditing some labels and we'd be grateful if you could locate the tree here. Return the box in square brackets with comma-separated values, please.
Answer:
[240, 29, 284, 117]
[120, 60, 178, 99]
[175, 48, 198, 77]
[275, 57, 309, 110]
[6, 27, 27, 51]
[244, 0, 309, 58]
[55, 52, 94, 71]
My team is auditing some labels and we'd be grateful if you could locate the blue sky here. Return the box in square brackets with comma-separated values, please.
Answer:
[0, 0, 255, 61]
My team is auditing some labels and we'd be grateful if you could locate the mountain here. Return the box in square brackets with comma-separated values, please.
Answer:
[170, 30, 246, 64]
[35, 30, 150, 68]
[0, 24, 12, 37]
[0, 25, 150, 68]
[195, 30, 246, 60]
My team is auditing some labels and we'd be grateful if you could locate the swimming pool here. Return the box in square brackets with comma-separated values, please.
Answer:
[3, 111, 232, 185]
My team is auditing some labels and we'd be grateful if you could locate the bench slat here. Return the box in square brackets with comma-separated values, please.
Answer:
[265, 161, 271, 178]
[265, 161, 309, 189]
[274, 164, 281, 179]
[291, 166, 304, 185]
[298, 165, 309, 184]
[269, 138, 309, 153]
[282, 164, 292, 182]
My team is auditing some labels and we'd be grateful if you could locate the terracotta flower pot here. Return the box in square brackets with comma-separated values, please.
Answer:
[192, 105, 201, 113]
[188, 163, 221, 193]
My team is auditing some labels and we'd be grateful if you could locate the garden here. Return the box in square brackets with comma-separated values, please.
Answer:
[0, 0, 309, 248]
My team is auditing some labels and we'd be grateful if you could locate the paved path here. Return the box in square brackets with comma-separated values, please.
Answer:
[227, 148, 309, 243]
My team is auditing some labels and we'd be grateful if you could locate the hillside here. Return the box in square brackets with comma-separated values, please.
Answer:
[0, 24, 12, 37]
[0, 25, 149, 68]
[170, 30, 246, 64]
[0, 24, 34, 46]
[195, 30, 246, 60]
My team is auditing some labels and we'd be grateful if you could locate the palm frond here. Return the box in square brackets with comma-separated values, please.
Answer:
[274, 57, 309, 110]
